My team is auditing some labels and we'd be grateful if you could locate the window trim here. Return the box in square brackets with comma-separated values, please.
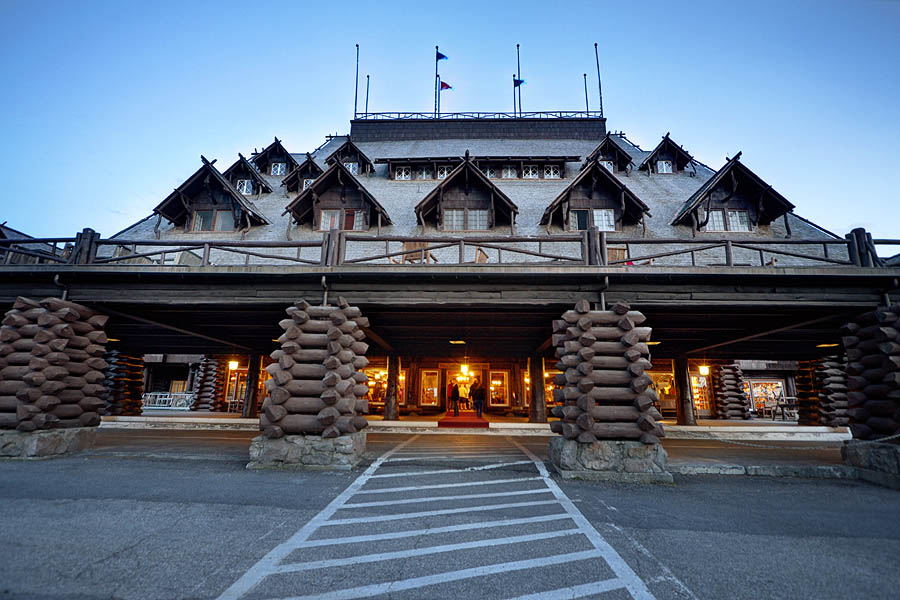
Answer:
[568, 207, 617, 232]
[656, 159, 673, 174]
[544, 164, 561, 179]
[442, 207, 491, 231]
[236, 179, 253, 195]
[436, 165, 452, 180]
[317, 208, 367, 232]
[705, 208, 752, 232]
[394, 166, 412, 181]
[270, 162, 287, 176]
[190, 209, 234, 233]
[501, 165, 517, 179]
[522, 164, 539, 179]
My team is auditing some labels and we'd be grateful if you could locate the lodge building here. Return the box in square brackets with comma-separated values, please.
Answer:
[1, 112, 897, 429]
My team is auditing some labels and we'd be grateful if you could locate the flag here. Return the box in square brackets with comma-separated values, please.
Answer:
[440, 81, 452, 91]
[436, 50, 448, 61]
[514, 78, 525, 87]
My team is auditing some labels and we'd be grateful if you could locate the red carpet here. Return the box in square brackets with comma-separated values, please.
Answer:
[437, 410, 489, 428]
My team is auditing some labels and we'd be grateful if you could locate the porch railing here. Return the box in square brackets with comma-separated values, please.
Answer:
[141, 392, 195, 410]
[353, 111, 604, 121]
[0, 227, 896, 269]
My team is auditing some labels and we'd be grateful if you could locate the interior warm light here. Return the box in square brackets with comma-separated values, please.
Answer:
[449, 340, 466, 345]
[271, 339, 280, 342]
[543, 372, 549, 378]
[367, 381, 376, 386]
[816, 343, 840, 348]
[491, 380, 501, 386]
[106, 338, 120, 342]
[228, 361, 239, 370]
[524, 376, 530, 383]
[399, 375, 405, 381]
[646, 341, 662, 345]
[461, 364, 469, 375]
[699, 365, 710, 376]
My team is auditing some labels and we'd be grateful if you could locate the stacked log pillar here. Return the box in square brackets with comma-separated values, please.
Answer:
[795, 360, 821, 425]
[547, 299, 664, 444]
[191, 357, 215, 411]
[103, 351, 144, 415]
[210, 357, 228, 412]
[260, 297, 370, 439]
[817, 355, 849, 427]
[0, 297, 107, 431]
[711, 363, 751, 420]
[842, 305, 900, 441]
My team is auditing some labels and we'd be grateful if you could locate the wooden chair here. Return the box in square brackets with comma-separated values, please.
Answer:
[399, 241, 438, 264]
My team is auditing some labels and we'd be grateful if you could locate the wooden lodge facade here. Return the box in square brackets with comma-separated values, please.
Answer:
[2, 113, 899, 429]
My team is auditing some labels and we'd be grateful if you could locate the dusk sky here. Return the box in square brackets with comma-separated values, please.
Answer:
[1, 0, 898, 244]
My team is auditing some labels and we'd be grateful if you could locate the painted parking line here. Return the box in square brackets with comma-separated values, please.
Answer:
[217, 434, 665, 600]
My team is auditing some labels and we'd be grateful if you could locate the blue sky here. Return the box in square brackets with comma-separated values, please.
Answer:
[1, 0, 898, 242]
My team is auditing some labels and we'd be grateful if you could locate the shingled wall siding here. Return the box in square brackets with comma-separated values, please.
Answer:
[350, 118, 607, 142]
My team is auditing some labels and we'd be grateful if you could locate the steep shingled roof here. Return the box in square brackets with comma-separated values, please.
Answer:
[670, 152, 795, 226]
[638, 133, 695, 172]
[284, 160, 392, 225]
[154, 156, 269, 227]
[252, 137, 300, 173]
[541, 160, 650, 226]
[222, 153, 274, 194]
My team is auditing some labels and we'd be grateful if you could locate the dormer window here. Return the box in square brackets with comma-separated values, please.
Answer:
[600, 160, 614, 172]
[271, 162, 287, 176]
[657, 160, 673, 174]
[395, 166, 412, 180]
[437, 165, 452, 180]
[443, 208, 489, 231]
[523, 165, 539, 179]
[502, 165, 517, 179]
[236, 179, 253, 195]
[319, 208, 366, 232]
[544, 165, 561, 179]
[191, 209, 234, 232]
[417, 166, 433, 180]
[303, 178, 314, 190]
[706, 209, 751, 232]
[568, 208, 616, 232]
[344, 162, 359, 175]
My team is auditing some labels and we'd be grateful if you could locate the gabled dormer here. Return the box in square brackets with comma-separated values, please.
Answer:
[284, 161, 391, 231]
[154, 156, 269, 232]
[638, 133, 695, 175]
[222, 153, 273, 196]
[324, 137, 374, 176]
[414, 151, 518, 232]
[283, 153, 325, 193]
[251, 137, 300, 177]
[541, 160, 649, 232]
[671, 152, 795, 235]
[584, 133, 634, 174]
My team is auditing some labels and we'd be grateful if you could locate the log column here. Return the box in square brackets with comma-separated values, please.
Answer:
[528, 354, 547, 423]
[384, 354, 400, 421]
[795, 360, 821, 425]
[712, 363, 751, 420]
[842, 305, 900, 441]
[674, 356, 696, 426]
[260, 297, 370, 438]
[818, 355, 848, 427]
[0, 297, 108, 431]
[547, 299, 663, 444]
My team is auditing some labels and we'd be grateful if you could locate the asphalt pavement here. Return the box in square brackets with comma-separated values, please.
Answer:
[0, 429, 898, 600]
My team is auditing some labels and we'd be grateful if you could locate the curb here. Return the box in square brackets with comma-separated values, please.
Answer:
[669, 462, 858, 480]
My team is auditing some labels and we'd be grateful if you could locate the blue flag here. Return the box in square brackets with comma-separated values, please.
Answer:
[514, 78, 525, 87]
[436, 50, 448, 61]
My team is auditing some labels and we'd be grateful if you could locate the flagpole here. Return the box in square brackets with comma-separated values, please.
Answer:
[594, 42, 603, 117]
[512, 74, 517, 116]
[438, 76, 441, 114]
[434, 45, 439, 117]
[583, 74, 589, 112]
[365, 74, 370, 114]
[516, 44, 522, 117]
[354, 44, 359, 119]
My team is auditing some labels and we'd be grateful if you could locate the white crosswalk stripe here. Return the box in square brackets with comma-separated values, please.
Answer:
[217, 434, 658, 600]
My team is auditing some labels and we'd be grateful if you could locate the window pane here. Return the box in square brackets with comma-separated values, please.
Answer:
[502, 165, 516, 179]
[444, 209, 464, 230]
[437, 166, 451, 179]
[468, 209, 489, 230]
[236, 179, 252, 194]
[481, 166, 496, 178]
[192, 210, 214, 231]
[319, 209, 341, 231]
[707, 209, 726, 231]
[728, 210, 751, 232]
[214, 210, 233, 231]
[489, 371, 509, 405]
[417, 167, 432, 180]
[600, 160, 614, 172]
[592, 208, 616, 231]
[657, 160, 673, 174]
[303, 178, 314, 189]
[351, 210, 367, 231]
[544, 165, 560, 179]
[395, 167, 411, 180]
[271, 162, 286, 175]
[569, 209, 589, 231]
[523, 165, 539, 179]
[343, 162, 359, 175]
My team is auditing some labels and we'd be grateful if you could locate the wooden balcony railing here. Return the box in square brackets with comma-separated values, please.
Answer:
[0, 227, 896, 270]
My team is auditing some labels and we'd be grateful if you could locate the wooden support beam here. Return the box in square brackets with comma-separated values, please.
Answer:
[529, 354, 547, 423]
[241, 354, 261, 418]
[364, 327, 394, 353]
[674, 355, 696, 426]
[384, 354, 400, 420]
[101, 306, 254, 352]
[686, 313, 845, 355]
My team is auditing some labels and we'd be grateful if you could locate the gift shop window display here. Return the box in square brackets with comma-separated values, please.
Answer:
[688, 361, 714, 417]
[742, 379, 786, 414]
[363, 367, 407, 411]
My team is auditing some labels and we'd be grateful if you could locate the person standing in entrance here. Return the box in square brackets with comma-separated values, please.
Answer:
[471, 378, 485, 419]
[450, 382, 460, 417]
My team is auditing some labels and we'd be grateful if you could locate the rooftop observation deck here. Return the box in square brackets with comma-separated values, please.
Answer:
[349, 111, 607, 141]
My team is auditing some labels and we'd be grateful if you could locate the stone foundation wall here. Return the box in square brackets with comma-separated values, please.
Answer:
[247, 431, 366, 470]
